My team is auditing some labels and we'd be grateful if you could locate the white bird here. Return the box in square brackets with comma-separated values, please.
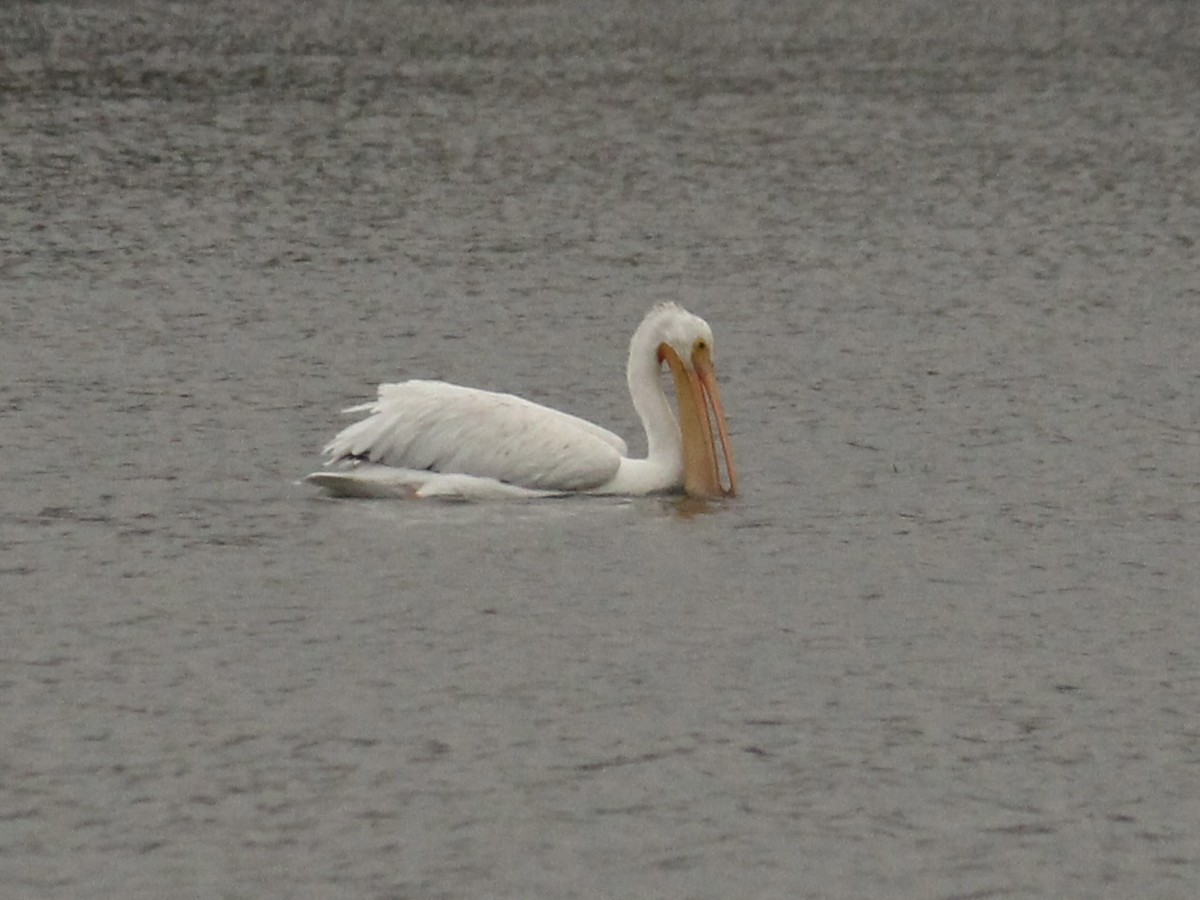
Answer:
[305, 302, 738, 500]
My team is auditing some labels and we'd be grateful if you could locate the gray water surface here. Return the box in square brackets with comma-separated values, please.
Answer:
[3, 2, 1199, 897]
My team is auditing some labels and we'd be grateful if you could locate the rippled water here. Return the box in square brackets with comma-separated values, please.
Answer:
[3, 1, 1199, 897]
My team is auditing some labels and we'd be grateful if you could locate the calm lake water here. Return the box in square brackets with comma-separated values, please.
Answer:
[3, 1, 1199, 897]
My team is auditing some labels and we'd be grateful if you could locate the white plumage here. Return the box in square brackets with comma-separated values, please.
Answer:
[306, 303, 737, 500]
[325, 381, 625, 491]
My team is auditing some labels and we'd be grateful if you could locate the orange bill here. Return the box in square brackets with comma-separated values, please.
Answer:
[661, 343, 738, 499]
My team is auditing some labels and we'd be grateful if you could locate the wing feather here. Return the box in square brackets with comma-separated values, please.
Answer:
[323, 380, 626, 492]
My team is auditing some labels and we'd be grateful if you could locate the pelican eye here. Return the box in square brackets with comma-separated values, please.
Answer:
[694, 339, 708, 352]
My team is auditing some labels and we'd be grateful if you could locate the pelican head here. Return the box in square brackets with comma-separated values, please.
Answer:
[641, 303, 738, 499]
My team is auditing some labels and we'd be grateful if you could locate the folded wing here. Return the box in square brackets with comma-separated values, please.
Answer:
[322, 380, 627, 492]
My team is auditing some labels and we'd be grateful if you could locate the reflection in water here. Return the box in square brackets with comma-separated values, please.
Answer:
[657, 494, 735, 521]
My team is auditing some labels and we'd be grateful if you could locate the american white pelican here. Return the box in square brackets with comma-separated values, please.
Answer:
[306, 302, 737, 500]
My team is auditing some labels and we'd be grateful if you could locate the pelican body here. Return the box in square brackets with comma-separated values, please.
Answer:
[306, 303, 737, 500]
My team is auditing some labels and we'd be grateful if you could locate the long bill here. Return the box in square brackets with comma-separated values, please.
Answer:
[660, 344, 739, 499]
